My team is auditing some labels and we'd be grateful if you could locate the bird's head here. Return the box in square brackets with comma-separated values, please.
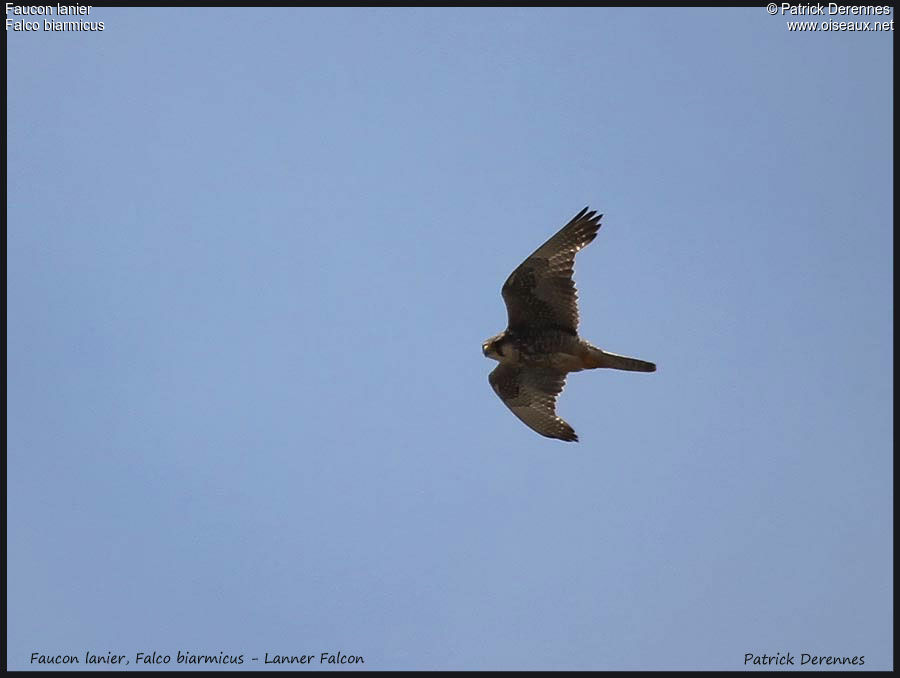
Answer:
[482, 332, 509, 362]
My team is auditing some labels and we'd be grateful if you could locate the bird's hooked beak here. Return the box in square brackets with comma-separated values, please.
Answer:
[482, 335, 505, 361]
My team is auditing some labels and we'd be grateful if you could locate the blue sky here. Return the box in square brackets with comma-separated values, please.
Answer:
[7, 7, 892, 671]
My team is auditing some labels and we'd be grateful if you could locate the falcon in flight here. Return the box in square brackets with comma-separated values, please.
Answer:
[483, 207, 656, 442]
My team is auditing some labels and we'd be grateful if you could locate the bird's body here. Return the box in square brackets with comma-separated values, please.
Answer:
[483, 207, 656, 442]
[484, 328, 583, 371]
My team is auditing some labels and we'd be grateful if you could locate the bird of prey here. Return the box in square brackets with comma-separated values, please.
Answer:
[483, 207, 656, 442]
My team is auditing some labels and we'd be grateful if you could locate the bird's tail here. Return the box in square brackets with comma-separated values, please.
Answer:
[582, 345, 656, 372]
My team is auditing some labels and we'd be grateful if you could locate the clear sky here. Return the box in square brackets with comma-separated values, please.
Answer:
[7, 7, 893, 671]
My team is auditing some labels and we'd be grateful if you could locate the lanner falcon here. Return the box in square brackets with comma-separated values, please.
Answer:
[483, 207, 656, 442]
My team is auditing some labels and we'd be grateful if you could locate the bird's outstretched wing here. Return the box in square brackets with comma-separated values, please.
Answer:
[489, 364, 577, 442]
[501, 207, 602, 335]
